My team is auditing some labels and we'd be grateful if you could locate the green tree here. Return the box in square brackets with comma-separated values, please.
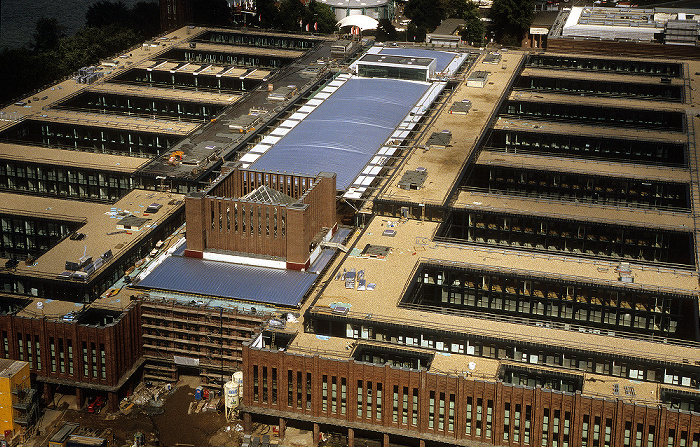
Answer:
[256, 0, 279, 28]
[191, 0, 232, 26]
[308, 0, 337, 33]
[276, 0, 306, 31]
[406, 22, 427, 42]
[33, 18, 64, 53]
[490, 0, 535, 45]
[86, 1, 131, 28]
[376, 18, 397, 42]
[460, 3, 484, 46]
[442, 0, 469, 19]
[404, 0, 445, 32]
[130, 2, 161, 38]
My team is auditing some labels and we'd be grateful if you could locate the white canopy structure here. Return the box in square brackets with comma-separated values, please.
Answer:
[337, 15, 379, 31]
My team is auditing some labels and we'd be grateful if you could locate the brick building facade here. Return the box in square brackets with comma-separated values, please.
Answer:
[185, 163, 337, 270]
[0, 296, 142, 412]
[242, 345, 700, 447]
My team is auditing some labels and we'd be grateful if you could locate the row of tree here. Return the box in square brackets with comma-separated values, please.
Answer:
[0, 1, 160, 106]
[401, 0, 535, 47]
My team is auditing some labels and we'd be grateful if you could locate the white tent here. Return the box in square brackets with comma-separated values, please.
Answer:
[337, 15, 379, 31]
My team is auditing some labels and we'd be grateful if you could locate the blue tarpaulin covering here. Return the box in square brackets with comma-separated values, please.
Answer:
[136, 256, 318, 308]
[250, 77, 431, 190]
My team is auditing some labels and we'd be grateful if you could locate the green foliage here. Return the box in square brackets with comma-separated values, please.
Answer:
[308, 0, 337, 34]
[86, 1, 132, 28]
[33, 18, 64, 53]
[442, 0, 470, 19]
[255, 0, 279, 28]
[461, 2, 485, 46]
[276, 0, 307, 31]
[375, 18, 397, 42]
[191, 0, 232, 26]
[404, 0, 445, 32]
[490, 0, 535, 44]
[0, 1, 159, 106]
[406, 22, 427, 42]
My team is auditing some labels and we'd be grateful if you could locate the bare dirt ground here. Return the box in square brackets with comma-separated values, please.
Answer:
[26, 381, 244, 447]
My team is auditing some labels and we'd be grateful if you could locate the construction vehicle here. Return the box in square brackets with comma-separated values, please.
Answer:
[167, 150, 184, 166]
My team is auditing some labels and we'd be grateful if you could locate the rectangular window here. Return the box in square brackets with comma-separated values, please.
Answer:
[669, 429, 676, 447]
[563, 411, 570, 447]
[649, 427, 656, 447]
[449, 394, 455, 432]
[593, 416, 600, 447]
[67, 340, 73, 375]
[17, 334, 23, 361]
[322, 375, 328, 412]
[504, 402, 511, 441]
[288, 370, 294, 407]
[402, 387, 409, 424]
[100, 344, 106, 379]
[35, 338, 40, 370]
[3, 332, 8, 359]
[514, 404, 521, 443]
[428, 391, 435, 429]
[583, 415, 590, 447]
[413, 389, 419, 427]
[393, 385, 399, 423]
[331, 377, 337, 413]
[357, 380, 363, 417]
[553, 410, 560, 447]
[464, 396, 472, 435]
[59, 339, 64, 373]
[253, 365, 259, 402]
[636, 423, 644, 447]
[91, 343, 97, 378]
[306, 373, 312, 410]
[625, 421, 632, 447]
[605, 418, 612, 447]
[476, 398, 483, 437]
[486, 399, 493, 438]
[543, 408, 550, 447]
[271, 368, 277, 404]
[525, 405, 532, 444]
[439, 392, 445, 431]
[341, 378, 347, 415]
[27, 336, 32, 368]
[297, 371, 302, 408]
[82, 342, 88, 377]
[367, 382, 373, 419]
[262, 367, 268, 403]
[50, 338, 56, 372]
[376, 383, 382, 421]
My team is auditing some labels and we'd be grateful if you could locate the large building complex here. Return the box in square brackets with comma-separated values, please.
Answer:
[0, 25, 343, 417]
[239, 45, 700, 447]
[2, 16, 700, 447]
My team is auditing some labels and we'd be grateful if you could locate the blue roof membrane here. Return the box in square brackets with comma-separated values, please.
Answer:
[377, 48, 458, 73]
[250, 77, 431, 191]
[136, 255, 318, 308]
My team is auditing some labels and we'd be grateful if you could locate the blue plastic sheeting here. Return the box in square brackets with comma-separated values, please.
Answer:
[378, 48, 457, 73]
[136, 256, 318, 308]
[250, 77, 430, 191]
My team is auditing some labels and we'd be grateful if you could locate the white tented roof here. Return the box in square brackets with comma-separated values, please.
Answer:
[337, 15, 379, 31]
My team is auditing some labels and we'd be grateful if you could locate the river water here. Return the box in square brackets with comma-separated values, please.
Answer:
[0, 0, 149, 49]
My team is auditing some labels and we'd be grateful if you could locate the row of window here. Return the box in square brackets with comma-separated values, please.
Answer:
[251, 363, 696, 447]
[320, 318, 698, 388]
[503, 101, 684, 132]
[120, 69, 259, 93]
[7, 332, 106, 380]
[0, 163, 132, 202]
[526, 55, 682, 77]
[489, 130, 687, 166]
